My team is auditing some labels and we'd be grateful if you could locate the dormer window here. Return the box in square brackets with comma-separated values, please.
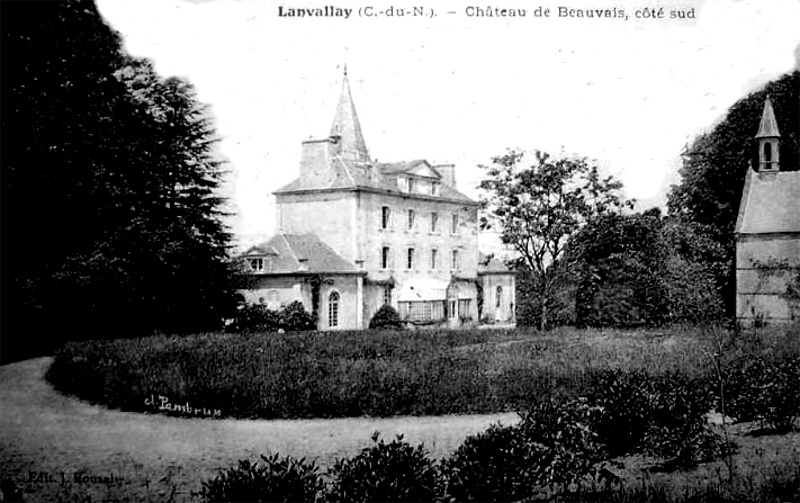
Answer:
[431, 182, 440, 196]
[249, 258, 264, 272]
[407, 177, 416, 193]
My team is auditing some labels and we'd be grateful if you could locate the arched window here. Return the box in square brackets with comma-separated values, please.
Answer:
[764, 142, 772, 163]
[496, 286, 503, 309]
[328, 291, 340, 328]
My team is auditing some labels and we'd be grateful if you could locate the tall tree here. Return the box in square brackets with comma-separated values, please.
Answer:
[1, 0, 235, 361]
[667, 71, 799, 314]
[479, 150, 630, 329]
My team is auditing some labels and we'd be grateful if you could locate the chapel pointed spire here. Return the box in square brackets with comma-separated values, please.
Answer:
[756, 97, 781, 139]
[756, 97, 781, 172]
[330, 67, 370, 162]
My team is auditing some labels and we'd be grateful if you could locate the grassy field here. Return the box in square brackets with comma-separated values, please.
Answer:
[46, 324, 799, 420]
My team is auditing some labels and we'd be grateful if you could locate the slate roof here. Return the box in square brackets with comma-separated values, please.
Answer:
[756, 98, 781, 138]
[274, 70, 475, 204]
[477, 253, 515, 274]
[330, 69, 370, 162]
[735, 169, 800, 235]
[241, 233, 360, 274]
[275, 156, 475, 203]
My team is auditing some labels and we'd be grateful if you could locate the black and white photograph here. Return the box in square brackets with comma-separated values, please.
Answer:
[1, 0, 799, 501]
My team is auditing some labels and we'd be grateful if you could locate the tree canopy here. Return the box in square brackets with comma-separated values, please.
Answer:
[667, 71, 799, 313]
[1, 0, 235, 362]
[479, 150, 630, 329]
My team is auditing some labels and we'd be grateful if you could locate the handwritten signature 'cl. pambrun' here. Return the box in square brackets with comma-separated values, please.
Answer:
[145, 394, 222, 418]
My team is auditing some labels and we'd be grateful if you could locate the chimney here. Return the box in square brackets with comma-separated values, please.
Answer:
[434, 164, 456, 188]
[299, 138, 333, 184]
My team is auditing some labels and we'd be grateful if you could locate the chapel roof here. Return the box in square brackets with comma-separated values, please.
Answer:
[735, 169, 800, 235]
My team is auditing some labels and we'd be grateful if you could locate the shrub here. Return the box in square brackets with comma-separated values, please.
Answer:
[227, 303, 282, 332]
[725, 355, 800, 432]
[444, 423, 538, 502]
[642, 372, 724, 469]
[281, 301, 317, 332]
[369, 304, 404, 330]
[328, 433, 441, 502]
[227, 301, 316, 333]
[445, 399, 617, 502]
[199, 454, 324, 503]
[586, 369, 654, 457]
[519, 398, 619, 491]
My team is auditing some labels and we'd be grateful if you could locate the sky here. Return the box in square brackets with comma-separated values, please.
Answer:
[95, 0, 800, 250]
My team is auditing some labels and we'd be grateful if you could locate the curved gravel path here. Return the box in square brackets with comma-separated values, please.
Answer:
[0, 357, 517, 502]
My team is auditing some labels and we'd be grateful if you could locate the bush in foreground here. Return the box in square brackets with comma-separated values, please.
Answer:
[328, 433, 441, 503]
[199, 454, 324, 503]
[725, 354, 800, 433]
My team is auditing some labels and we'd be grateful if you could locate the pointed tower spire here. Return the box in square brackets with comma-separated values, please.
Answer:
[330, 67, 370, 162]
[756, 98, 781, 172]
[756, 97, 781, 139]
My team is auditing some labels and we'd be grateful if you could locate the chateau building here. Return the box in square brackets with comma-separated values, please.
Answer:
[735, 98, 800, 324]
[239, 70, 516, 330]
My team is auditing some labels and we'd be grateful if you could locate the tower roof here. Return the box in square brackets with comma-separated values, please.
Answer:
[755, 98, 781, 138]
[330, 68, 370, 162]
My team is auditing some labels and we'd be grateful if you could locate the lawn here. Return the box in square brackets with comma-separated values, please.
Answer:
[46, 324, 798, 420]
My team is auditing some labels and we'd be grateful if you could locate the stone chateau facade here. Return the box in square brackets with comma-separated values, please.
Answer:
[238, 70, 516, 330]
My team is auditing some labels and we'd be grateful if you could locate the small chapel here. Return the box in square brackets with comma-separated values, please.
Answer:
[735, 98, 800, 324]
[238, 70, 516, 330]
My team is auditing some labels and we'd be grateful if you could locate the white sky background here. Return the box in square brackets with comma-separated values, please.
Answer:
[96, 0, 800, 251]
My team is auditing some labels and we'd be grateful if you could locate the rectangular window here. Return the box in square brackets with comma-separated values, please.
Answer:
[407, 209, 415, 230]
[383, 286, 392, 306]
[407, 247, 415, 269]
[458, 299, 471, 318]
[430, 249, 438, 270]
[399, 301, 446, 322]
[381, 246, 391, 269]
[430, 212, 438, 233]
[407, 178, 416, 193]
[451, 250, 460, 270]
[451, 213, 459, 234]
[448, 300, 457, 319]
[249, 258, 264, 272]
[381, 206, 391, 229]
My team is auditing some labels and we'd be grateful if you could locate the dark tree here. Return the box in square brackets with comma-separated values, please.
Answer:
[1, 0, 235, 362]
[667, 71, 800, 314]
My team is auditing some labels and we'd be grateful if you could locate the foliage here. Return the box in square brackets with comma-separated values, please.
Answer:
[585, 369, 653, 457]
[586, 369, 725, 469]
[1, 0, 235, 362]
[46, 326, 797, 421]
[479, 149, 630, 329]
[445, 398, 618, 502]
[228, 303, 283, 332]
[667, 71, 799, 314]
[281, 301, 317, 332]
[369, 305, 404, 330]
[226, 301, 316, 333]
[328, 433, 441, 503]
[724, 354, 800, 433]
[641, 372, 725, 469]
[199, 454, 324, 503]
[568, 209, 724, 327]
[444, 422, 540, 502]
